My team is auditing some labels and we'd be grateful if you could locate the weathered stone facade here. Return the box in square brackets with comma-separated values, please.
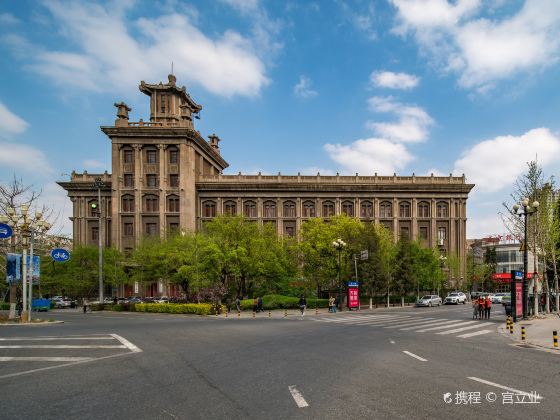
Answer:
[59, 75, 474, 280]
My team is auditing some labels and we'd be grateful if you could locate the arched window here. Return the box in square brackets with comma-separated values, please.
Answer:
[360, 201, 373, 218]
[283, 200, 296, 218]
[122, 195, 134, 213]
[202, 200, 216, 217]
[322, 200, 335, 217]
[144, 195, 159, 212]
[380, 201, 392, 218]
[399, 201, 411, 218]
[341, 201, 354, 217]
[244, 200, 257, 218]
[437, 202, 449, 218]
[224, 201, 237, 216]
[303, 201, 315, 217]
[418, 201, 430, 218]
[263, 201, 276, 218]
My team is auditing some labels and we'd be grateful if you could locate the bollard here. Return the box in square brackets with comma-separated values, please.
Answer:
[554, 330, 558, 348]
[225, 310, 228, 318]
[252, 311, 255, 318]
[237, 310, 240, 318]
[268, 310, 271, 318]
[284, 309, 287, 318]
[509, 323, 514, 334]
[521, 326, 526, 341]
[315, 307, 319, 315]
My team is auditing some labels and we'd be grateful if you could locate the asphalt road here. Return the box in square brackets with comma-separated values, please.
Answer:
[1, 304, 558, 419]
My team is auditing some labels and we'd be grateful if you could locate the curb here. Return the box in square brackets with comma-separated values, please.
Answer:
[0, 320, 64, 327]
[498, 325, 559, 354]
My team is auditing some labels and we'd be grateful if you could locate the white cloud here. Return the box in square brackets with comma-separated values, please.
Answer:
[83, 159, 107, 169]
[425, 168, 445, 176]
[366, 96, 433, 142]
[0, 142, 53, 174]
[11, 1, 270, 98]
[220, 0, 259, 13]
[337, 1, 377, 41]
[453, 128, 560, 193]
[390, 0, 560, 92]
[325, 138, 414, 174]
[0, 13, 20, 25]
[0, 102, 28, 138]
[294, 75, 318, 99]
[40, 182, 73, 235]
[370, 71, 420, 89]
[467, 213, 506, 238]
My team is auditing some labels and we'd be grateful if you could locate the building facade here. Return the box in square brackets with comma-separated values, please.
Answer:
[59, 75, 474, 284]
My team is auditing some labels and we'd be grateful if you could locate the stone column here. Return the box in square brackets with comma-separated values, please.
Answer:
[158, 144, 166, 239]
[412, 198, 417, 241]
[431, 198, 437, 249]
[111, 143, 120, 250]
[133, 144, 142, 243]
[393, 198, 398, 242]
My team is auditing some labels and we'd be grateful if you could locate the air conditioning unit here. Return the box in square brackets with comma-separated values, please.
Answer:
[438, 238, 444, 246]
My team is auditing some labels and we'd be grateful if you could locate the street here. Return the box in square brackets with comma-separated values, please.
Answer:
[1, 305, 558, 419]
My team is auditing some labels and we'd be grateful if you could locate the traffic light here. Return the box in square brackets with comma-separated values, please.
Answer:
[90, 202, 99, 214]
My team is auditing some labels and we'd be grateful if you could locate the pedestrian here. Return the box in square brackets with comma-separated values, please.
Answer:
[333, 294, 339, 313]
[485, 294, 492, 320]
[257, 296, 263, 313]
[472, 299, 478, 320]
[16, 300, 22, 318]
[83, 299, 88, 314]
[299, 294, 307, 317]
[478, 295, 485, 320]
[253, 297, 258, 313]
[328, 296, 335, 313]
[226, 297, 232, 313]
[235, 296, 241, 312]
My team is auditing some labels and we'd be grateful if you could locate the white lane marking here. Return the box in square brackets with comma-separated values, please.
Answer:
[436, 323, 492, 335]
[456, 329, 492, 338]
[399, 319, 460, 331]
[467, 377, 543, 400]
[315, 315, 410, 324]
[0, 345, 126, 349]
[0, 337, 114, 341]
[0, 357, 93, 362]
[416, 321, 478, 332]
[326, 314, 404, 321]
[402, 351, 427, 362]
[340, 316, 415, 325]
[111, 333, 142, 353]
[288, 385, 309, 408]
[389, 339, 395, 344]
[383, 318, 437, 329]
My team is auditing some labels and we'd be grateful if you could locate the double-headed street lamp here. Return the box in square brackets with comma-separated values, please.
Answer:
[332, 238, 346, 311]
[1, 205, 50, 322]
[512, 197, 539, 320]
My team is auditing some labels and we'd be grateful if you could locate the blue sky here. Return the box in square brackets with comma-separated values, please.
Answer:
[1, 0, 560, 238]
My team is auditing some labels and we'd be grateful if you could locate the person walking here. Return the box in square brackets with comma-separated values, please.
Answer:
[16, 300, 23, 318]
[252, 297, 258, 313]
[333, 294, 339, 313]
[257, 296, 263, 313]
[225, 297, 232, 313]
[328, 296, 335, 313]
[235, 296, 241, 312]
[485, 294, 492, 320]
[472, 298, 478, 320]
[299, 294, 307, 317]
[478, 295, 485, 320]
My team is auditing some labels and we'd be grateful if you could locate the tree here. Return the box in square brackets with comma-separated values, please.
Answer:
[393, 236, 416, 306]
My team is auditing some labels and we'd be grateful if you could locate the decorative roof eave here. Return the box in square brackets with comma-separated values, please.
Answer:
[139, 81, 202, 112]
[57, 181, 113, 192]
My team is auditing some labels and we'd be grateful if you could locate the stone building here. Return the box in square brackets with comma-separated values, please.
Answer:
[58, 75, 474, 291]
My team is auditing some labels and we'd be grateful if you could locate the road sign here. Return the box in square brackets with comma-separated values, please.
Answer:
[347, 281, 359, 287]
[51, 248, 71, 262]
[519, 242, 526, 252]
[0, 222, 13, 239]
[360, 250, 368, 260]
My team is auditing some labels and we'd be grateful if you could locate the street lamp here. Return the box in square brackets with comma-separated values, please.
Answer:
[332, 239, 346, 311]
[512, 198, 539, 319]
[4, 205, 51, 322]
[93, 177, 105, 303]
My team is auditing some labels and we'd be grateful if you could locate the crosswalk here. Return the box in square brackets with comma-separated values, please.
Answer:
[310, 313, 496, 340]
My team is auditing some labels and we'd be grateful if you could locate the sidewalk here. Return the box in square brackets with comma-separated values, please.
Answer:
[500, 313, 560, 352]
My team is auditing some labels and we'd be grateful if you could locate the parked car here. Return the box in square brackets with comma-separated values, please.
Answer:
[444, 292, 467, 305]
[416, 295, 442, 307]
[155, 296, 169, 304]
[52, 298, 77, 309]
[492, 293, 508, 304]
[125, 297, 142, 304]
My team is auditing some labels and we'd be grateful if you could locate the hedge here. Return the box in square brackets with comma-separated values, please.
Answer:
[135, 303, 222, 315]
[238, 294, 329, 311]
[1, 303, 10, 310]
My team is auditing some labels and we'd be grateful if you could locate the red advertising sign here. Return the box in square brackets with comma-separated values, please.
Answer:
[348, 287, 359, 309]
[515, 282, 523, 318]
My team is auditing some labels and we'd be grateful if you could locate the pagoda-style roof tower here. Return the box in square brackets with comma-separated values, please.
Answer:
[139, 74, 201, 128]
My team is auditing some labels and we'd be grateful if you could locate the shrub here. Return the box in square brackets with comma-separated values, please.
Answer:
[239, 295, 329, 311]
[135, 303, 220, 315]
[0, 302, 10, 310]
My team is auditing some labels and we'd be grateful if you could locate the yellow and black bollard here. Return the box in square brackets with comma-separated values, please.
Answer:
[521, 326, 526, 341]
[252, 311, 255, 318]
[509, 322, 514, 335]
[554, 330, 558, 348]
[315, 306, 319, 315]
[284, 309, 287, 318]
[237, 310, 240, 318]
[268, 310, 271, 318]
[225, 309, 228, 318]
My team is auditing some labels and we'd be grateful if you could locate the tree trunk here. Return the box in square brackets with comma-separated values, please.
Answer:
[401, 296, 404, 307]
[369, 297, 373, 310]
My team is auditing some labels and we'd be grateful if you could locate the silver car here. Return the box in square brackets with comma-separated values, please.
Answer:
[416, 295, 442, 307]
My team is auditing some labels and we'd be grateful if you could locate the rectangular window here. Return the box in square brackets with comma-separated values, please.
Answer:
[91, 226, 99, 241]
[169, 174, 179, 187]
[169, 150, 178, 164]
[438, 227, 446, 245]
[146, 223, 157, 236]
[123, 150, 133, 164]
[124, 174, 134, 187]
[419, 227, 428, 240]
[168, 198, 180, 213]
[123, 223, 134, 236]
[147, 150, 157, 164]
[169, 223, 179, 231]
[146, 174, 157, 188]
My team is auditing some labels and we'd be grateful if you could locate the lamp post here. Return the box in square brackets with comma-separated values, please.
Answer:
[333, 239, 346, 311]
[2, 206, 50, 322]
[512, 198, 539, 320]
[93, 177, 105, 303]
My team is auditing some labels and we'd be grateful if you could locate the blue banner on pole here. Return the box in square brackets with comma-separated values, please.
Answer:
[6, 253, 21, 283]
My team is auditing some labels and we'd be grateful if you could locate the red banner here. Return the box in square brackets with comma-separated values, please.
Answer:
[348, 287, 359, 309]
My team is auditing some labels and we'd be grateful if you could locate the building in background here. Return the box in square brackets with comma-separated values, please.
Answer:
[59, 75, 474, 296]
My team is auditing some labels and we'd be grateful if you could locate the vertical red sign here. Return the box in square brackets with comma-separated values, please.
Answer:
[515, 282, 523, 318]
[348, 287, 359, 309]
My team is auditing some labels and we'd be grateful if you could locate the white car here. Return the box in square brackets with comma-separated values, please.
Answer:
[492, 293, 508, 304]
[444, 292, 467, 305]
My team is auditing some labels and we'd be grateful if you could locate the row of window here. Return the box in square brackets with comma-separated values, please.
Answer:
[122, 148, 179, 165]
[201, 200, 452, 219]
[121, 195, 179, 213]
[122, 174, 179, 188]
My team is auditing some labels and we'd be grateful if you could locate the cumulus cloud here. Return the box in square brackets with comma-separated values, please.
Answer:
[8, 1, 270, 98]
[325, 138, 414, 174]
[0, 142, 53, 174]
[453, 128, 560, 193]
[0, 102, 28, 138]
[220, 0, 259, 13]
[294, 75, 318, 99]
[366, 96, 433, 142]
[390, 0, 560, 92]
[370, 71, 420, 89]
